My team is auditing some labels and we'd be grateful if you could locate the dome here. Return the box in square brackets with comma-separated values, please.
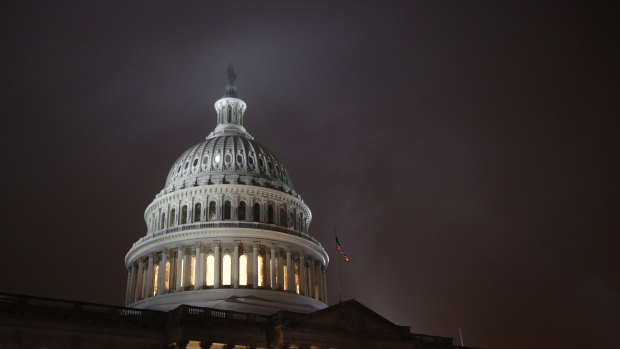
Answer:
[124, 66, 328, 315]
[165, 135, 293, 193]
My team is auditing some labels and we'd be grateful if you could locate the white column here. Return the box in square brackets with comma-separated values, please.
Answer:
[307, 257, 314, 299]
[125, 267, 133, 305]
[299, 254, 306, 296]
[278, 250, 284, 290]
[195, 244, 203, 290]
[322, 265, 328, 303]
[270, 245, 276, 290]
[189, 201, 193, 223]
[232, 241, 240, 288]
[214, 241, 221, 288]
[200, 245, 206, 287]
[252, 242, 258, 288]
[165, 205, 170, 229]
[286, 249, 292, 292]
[158, 250, 168, 295]
[183, 247, 190, 288]
[216, 198, 222, 220]
[134, 259, 144, 302]
[145, 254, 154, 298]
[316, 263, 322, 301]
[176, 245, 184, 291]
[169, 254, 175, 292]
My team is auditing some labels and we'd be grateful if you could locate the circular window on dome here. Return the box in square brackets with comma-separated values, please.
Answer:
[177, 165, 181, 173]
[214, 154, 221, 163]
[237, 154, 243, 164]
[203, 155, 209, 164]
[258, 158, 264, 168]
[184, 161, 189, 169]
[267, 161, 272, 171]
[248, 156, 254, 165]
[225, 154, 231, 163]
[193, 159, 198, 167]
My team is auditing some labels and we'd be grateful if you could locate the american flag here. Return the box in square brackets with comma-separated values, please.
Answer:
[335, 235, 350, 262]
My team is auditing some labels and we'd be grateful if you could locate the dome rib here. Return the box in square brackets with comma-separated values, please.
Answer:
[164, 135, 294, 193]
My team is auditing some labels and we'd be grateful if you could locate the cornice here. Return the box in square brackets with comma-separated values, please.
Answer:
[125, 227, 328, 267]
[144, 184, 311, 221]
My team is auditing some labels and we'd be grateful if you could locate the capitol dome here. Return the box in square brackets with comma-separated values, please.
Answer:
[124, 66, 329, 315]
[164, 133, 294, 194]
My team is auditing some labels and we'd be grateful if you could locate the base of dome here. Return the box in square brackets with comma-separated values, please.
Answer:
[129, 288, 327, 315]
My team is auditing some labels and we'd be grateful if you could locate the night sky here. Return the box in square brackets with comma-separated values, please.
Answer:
[1, 2, 618, 349]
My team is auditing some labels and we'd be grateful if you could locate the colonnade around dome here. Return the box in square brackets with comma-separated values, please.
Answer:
[145, 185, 311, 236]
[125, 240, 328, 307]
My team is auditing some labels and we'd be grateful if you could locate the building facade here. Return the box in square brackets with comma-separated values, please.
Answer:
[0, 68, 477, 349]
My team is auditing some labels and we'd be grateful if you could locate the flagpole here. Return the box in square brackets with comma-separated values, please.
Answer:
[336, 251, 341, 302]
[335, 229, 342, 303]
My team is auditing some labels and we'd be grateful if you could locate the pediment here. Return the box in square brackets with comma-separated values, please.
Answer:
[284, 300, 410, 339]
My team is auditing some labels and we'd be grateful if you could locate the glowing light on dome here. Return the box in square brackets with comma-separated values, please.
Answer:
[190, 256, 196, 287]
[153, 265, 159, 296]
[165, 262, 170, 291]
[258, 256, 264, 287]
[223, 255, 231, 285]
[206, 255, 214, 286]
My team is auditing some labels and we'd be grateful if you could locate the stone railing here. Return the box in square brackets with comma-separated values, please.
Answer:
[143, 221, 320, 245]
[181, 305, 269, 322]
[0, 292, 167, 324]
[0, 292, 274, 326]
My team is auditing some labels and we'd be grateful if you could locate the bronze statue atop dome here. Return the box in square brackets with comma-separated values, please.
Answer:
[224, 63, 237, 98]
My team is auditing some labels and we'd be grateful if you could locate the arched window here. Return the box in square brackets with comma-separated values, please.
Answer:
[153, 265, 159, 296]
[283, 264, 288, 291]
[181, 205, 187, 224]
[206, 255, 214, 286]
[224, 200, 231, 220]
[253, 203, 260, 222]
[169, 208, 176, 227]
[239, 255, 248, 286]
[194, 202, 201, 222]
[280, 208, 287, 227]
[238, 201, 246, 221]
[208, 201, 216, 220]
[190, 256, 196, 287]
[223, 254, 231, 285]
[257, 255, 264, 287]
[267, 205, 274, 224]
[160, 213, 166, 230]
[165, 261, 170, 292]
[295, 263, 300, 294]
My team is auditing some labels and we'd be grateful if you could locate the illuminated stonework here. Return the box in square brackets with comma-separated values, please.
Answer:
[124, 70, 329, 314]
